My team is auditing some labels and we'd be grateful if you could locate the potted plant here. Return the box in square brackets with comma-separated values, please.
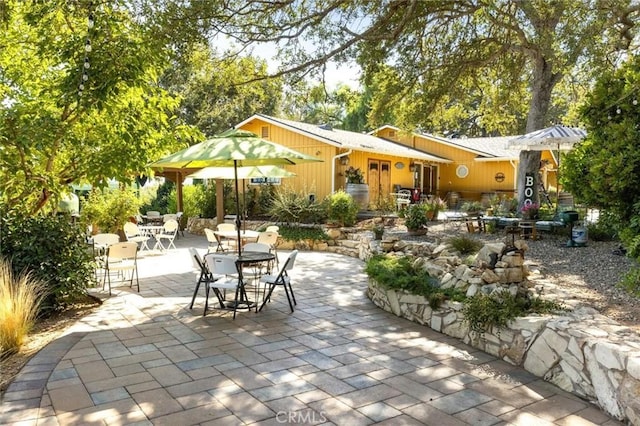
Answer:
[345, 166, 365, 184]
[372, 223, 385, 240]
[424, 197, 446, 221]
[404, 204, 429, 235]
[521, 202, 540, 220]
[461, 201, 483, 216]
[344, 166, 369, 210]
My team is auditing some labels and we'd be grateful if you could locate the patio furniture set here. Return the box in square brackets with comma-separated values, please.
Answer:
[91, 220, 293, 319]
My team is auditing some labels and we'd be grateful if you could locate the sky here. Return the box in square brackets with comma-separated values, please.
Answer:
[215, 35, 362, 90]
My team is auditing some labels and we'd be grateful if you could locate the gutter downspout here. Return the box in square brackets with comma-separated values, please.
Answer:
[510, 159, 518, 193]
[332, 150, 353, 193]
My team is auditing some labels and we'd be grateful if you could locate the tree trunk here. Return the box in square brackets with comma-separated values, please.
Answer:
[516, 54, 562, 209]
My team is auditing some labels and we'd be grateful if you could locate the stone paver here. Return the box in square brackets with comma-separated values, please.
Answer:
[0, 234, 625, 425]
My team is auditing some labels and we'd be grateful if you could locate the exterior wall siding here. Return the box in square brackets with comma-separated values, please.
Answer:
[239, 119, 425, 203]
[239, 119, 559, 207]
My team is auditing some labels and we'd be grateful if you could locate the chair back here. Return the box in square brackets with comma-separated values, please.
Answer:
[265, 225, 279, 232]
[257, 231, 278, 247]
[204, 228, 217, 244]
[163, 219, 179, 233]
[206, 255, 239, 276]
[217, 223, 236, 232]
[243, 242, 270, 253]
[188, 247, 205, 271]
[282, 250, 298, 272]
[124, 222, 141, 238]
[93, 233, 120, 247]
[163, 214, 177, 223]
[146, 210, 160, 218]
[107, 242, 138, 261]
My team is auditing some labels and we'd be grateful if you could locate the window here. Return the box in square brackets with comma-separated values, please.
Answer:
[456, 165, 469, 178]
[261, 126, 269, 138]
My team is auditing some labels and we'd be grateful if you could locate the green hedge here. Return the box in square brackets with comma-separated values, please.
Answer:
[1, 212, 94, 314]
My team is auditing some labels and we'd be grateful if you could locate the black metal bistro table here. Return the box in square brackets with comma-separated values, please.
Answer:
[236, 251, 276, 311]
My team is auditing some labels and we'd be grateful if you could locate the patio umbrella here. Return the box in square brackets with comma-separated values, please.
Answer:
[188, 165, 297, 229]
[187, 165, 296, 180]
[150, 128, 321, 254]
[508, 125, 587, 210]
[508, 125, 586, 151]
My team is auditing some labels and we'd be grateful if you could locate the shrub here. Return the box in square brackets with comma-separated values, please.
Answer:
[326, 190, 358, 226]
[448, 235, 483, 255]
[365, 255, 463, 307]
[463, 290, 565, 335]
[140, 180, 174, 214]
[0, 213, 95, 313]
[404, 204, 428, 231]
[0, 257, 48, 356]
[461, 201, 483, 213]
[244, 185, 277, 219]
[618, 266, 640, 297]
[586, 210, 619, 242]
[268, 185, 325, 224]
[80, 188, 140, 234]
[277, 225, 329, 242]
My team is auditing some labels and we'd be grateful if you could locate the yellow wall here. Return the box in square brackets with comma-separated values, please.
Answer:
[239, 118, 422, 203]
[375, 129, 518, 202]
[415, 135, 517, 201]
[239, 120, 558, 207]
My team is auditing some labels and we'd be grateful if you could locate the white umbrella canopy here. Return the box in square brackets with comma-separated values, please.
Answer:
[187, 165, 296, 180]
[508, 125, 587, 212]
[508, 125, 587, 151]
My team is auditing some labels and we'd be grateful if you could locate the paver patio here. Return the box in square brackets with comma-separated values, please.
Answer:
[0, 233, 624, 425]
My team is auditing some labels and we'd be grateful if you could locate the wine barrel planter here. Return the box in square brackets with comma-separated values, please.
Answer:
[346, 183, 370, 210]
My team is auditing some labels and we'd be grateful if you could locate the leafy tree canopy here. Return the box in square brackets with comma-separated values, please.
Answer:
[161, 0, 638, 206]
[562, 54, 640, 222]
[0, 1, 199, 215]
[161, 42, 282, 137]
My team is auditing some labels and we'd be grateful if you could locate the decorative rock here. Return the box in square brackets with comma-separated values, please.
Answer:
[481, 269, 501, 284]
[476, 243, 505, 265]
[422, 261, 446, 278]
[502, 254, 524, 267]
[432, 243, 450, 255]
[466, 284, 479, 297]
[325, 228, 342, 239]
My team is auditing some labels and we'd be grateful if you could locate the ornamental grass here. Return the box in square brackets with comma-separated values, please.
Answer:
[0, 257, 48, 357]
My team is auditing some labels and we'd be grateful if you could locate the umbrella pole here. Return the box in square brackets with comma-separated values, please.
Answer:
[556, 145, 560, 214]
[234, 160, 242, 255]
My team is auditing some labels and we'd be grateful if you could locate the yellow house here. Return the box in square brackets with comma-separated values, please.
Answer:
[232, 115, 561, 210]
[235, 114, 451, 208]
[372, 125, 559, 207]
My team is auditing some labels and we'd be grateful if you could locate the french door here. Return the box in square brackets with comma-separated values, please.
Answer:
[368, 159, 391, 207]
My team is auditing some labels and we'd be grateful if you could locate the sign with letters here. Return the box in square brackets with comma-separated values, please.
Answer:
[249, 177, 281, 185]
[523, 173, 535, 206]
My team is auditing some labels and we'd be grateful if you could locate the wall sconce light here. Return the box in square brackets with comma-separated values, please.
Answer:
[340, 156, 350, 166]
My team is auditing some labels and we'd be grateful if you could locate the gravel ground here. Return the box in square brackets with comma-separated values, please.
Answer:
[380, 218, 640, 332]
